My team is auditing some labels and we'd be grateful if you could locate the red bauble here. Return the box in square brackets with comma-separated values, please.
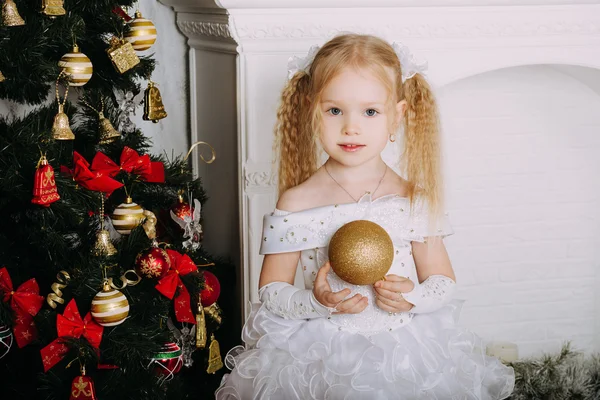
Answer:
[149, 342, 183, 380]
[200, 271, 220, 307]
[32, 156, 60, 207]
[171, 194, 192, 220]
[135, 247, 171, 279]
[69, 374, 97, 400]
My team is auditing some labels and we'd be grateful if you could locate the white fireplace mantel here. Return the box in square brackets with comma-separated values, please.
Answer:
[159, 0, 600, 342]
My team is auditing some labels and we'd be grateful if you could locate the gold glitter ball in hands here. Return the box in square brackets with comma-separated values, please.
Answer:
[328, 220, 394, 285]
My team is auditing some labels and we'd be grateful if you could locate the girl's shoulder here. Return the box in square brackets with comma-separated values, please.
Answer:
[276, 170, 332, 213]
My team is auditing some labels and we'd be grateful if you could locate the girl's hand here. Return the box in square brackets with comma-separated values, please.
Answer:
[373, 274, 415, 313]
[313, 262, 368, 315]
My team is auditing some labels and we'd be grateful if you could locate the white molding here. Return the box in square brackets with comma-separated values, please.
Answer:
[244, 170, 277, 189]
[177, 20, 231, 39]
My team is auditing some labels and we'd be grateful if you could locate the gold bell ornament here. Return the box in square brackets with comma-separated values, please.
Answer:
[0, 70, 5, 82]
[93, 195, 117, 257]
[51, 72, 75, 140]
[124, 10, 157, 51]
[106, 36, 140, 74]
[110, 196, 145, 235]
[206, 334, 224, 374]
[2, 0, 25, 26]
[58, 44, 93, 86]
[41, 0, 65, 17]
[90, 281, 129, 327]
[82, 98, 121, 144]
[143, 81, 167, 123]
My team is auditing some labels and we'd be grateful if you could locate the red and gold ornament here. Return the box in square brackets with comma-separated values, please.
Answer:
[0, 267, 43, 348]
[32, 154, 60, 206]
[40, 299, 103, 372]
[135, 246, 171, 279]
[148, 342, 182, 380]
[200, 271, 220, 307]
[69, 366, 97, 400]
[171, 192, 192, 220]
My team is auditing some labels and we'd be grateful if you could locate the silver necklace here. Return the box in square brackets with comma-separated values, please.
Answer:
[324, 163, 388, 202]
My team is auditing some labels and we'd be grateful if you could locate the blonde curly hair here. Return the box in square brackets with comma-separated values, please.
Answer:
[274, 33, 444, 223]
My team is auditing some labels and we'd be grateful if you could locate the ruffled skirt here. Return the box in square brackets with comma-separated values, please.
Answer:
[215, 302, 514, 400]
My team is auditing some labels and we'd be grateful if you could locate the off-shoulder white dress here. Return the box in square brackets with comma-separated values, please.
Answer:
[216, 193, 514, 400]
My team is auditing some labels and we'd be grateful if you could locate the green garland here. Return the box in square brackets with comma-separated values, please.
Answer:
[508, 343, 600, 399]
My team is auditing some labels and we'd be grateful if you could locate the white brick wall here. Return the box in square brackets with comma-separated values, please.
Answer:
[437, 66, 600, 358]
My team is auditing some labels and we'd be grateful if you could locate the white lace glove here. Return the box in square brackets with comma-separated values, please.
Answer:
[259, 281, 335, 320]
[401, 275, 456, 314]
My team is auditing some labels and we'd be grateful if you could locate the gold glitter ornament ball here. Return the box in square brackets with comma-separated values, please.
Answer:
[328, 220, 394, 285]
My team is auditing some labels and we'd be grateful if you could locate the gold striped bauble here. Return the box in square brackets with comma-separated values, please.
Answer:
[111, 197, 145, 235]
[91, 282, 129, 327]
[57, 44, 93, 86]
[124, 11, 157, 52]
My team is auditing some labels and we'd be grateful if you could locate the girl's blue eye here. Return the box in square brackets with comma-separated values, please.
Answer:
[328, 108, 341, 116]
[365, 109, 378, 117]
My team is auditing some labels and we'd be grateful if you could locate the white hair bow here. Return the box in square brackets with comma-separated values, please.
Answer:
[286, 41, 428, 83]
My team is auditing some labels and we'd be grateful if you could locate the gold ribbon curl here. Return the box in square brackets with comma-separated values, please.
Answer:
[46, 270, 71, 309]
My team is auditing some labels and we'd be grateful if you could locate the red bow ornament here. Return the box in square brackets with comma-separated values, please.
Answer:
[40, 299, 104, 372]
[155, 250, 197, 323]
[91, 147, 165, 183]
[0, 267, 43, 348]
[61, 152, 124, 196]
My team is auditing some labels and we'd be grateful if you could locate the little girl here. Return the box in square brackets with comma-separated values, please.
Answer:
[216, 34, 515, 399]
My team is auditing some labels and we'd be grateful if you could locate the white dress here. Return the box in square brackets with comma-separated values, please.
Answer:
[216, 193, 515, 400]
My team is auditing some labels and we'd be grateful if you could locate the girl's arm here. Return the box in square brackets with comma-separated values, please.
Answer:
[412, 238, 456, 283]
[258, 254, 368, 319]
[374, 238, 456, 314]
[399, 238, 457, 313]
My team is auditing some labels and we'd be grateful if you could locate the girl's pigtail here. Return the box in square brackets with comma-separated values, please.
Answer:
[402, 73, 444, 231]
[274, 72, 316, 197]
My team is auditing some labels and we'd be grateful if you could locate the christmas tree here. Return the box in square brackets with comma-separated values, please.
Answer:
[0, 1, 235, 398]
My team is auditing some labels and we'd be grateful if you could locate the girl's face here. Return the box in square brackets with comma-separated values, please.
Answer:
[318, 67, 405, 168]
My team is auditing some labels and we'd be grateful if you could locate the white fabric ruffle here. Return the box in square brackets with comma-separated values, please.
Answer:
[215, 302, 514, 400]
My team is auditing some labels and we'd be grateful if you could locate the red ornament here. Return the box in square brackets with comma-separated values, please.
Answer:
[69, 367, 97, 400]
[149, 342, 183, 380]
[171, 194, 192, 220]
[200, 271, 220, 307]
[135, 247, 171, 279]
[32, 155, 60, 206]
